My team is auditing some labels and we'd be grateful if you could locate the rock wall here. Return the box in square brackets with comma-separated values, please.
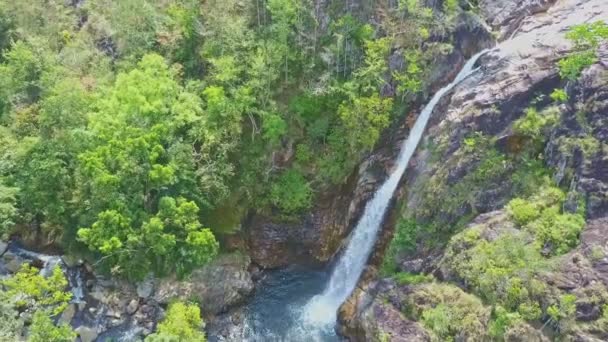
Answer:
[340, 0, 608, 340]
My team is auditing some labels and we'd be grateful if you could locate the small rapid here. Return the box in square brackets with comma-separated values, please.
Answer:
[242, 49, 488, 341]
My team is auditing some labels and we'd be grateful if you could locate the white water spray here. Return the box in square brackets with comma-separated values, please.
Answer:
[302, 50, 489, 329]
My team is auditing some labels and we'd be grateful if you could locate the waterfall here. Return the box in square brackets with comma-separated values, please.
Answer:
[302, 50, 489, 329]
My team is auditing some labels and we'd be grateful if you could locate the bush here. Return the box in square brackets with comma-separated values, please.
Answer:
[1, 264, 72, 315]
[488, 306, 523, 339]
[526, 207, 585, 255]
[558, 21, 608, 80]
[547, 294, 577, 333]
[446, 230, 547, 314]
[513, 107, 558, 140]
[407, 283, 490, 341]
[29, 310, 76, 342]
[269, 169, 313, 215]
[508, 186, 583, 256]
[550, 88, 568, 103]
[507, 198, 539, 226]
[146, 302, 206, 342]
[558, 51, 597, 81]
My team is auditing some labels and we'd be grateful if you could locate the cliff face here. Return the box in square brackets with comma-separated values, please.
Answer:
[340, 0, 608, 340]
[245, 6, 495, 269]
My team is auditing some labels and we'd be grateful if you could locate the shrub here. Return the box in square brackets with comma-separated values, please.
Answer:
[269, 169, 313, 215]
[446, 231, 547, 313]
[1, 264, 72, 315]
[29, 310, 76, 342]
[526, 207, 585, 255]
[513, 107, 558, 140]
[0, 301, 22, 341]
[509, 186, 583, 256]
[547, 294, 577, 333]
[507, 198, 539, 226]
[550, 88, 568, 103]
[558, 50, 597, 81]
[407, 283, 490, 341]
[488, 306, 522, 339]
[145, 302, 206, 342]
[558, 21, 608, 80]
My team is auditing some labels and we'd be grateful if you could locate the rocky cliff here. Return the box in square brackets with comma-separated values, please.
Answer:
[340, 0, 608, 340]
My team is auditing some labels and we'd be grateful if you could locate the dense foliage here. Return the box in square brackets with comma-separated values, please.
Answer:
[0, 0, 463, 279]
[0, 264, 75, 341]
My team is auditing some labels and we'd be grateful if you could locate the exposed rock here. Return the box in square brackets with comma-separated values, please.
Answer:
[0, 250, 26, 273]
[338, 280, 431, 342]
[154, 253, 253, 314]
[59, 303, 76, 325]
[126, 299, 139, 315]
[61, 254, 82, 268]
[75, 326, 98, 342]
[479, 0, 556, 40]
[206, 308, 247, 342]
[0, 240, 7, 256]
[136, 274, 155, 299]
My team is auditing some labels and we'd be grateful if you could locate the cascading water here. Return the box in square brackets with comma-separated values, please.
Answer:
[301, 50, 490, 330]
[239, 50, 489, 342]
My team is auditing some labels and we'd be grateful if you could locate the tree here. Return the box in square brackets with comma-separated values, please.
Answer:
[0, 181, 17, 239]
[75, 54, 219, 279]
[146, 302, 206, 342]
[338, 93, 393, 152]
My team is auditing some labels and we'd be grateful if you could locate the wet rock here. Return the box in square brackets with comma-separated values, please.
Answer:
[0, 241, 7, 256]
[61, 254, 82, 268]
[75, 326, 98, 342]
[136, 274, 155, 299]
[338, 281, 431, 342]
[1, 251, 26, 273]
[206, 308, 247, 342]
[154, 253, 253, 314]
[59, 303, 76, 325]
[105, 308, 122, 319]
[126, 299, 139, 315]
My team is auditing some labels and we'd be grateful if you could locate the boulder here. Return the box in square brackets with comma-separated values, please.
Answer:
[0, 240, 7, 256]
[136, 274, 155, 299]
[58, 303, 76, 325]
[154, 253, 253, 314]
[61, 254, 82, 268]
[75, 326, 98, 342]
[1, 251, 26, 273]
[126, 299, 139, 315]
[338, 280, 431, 342]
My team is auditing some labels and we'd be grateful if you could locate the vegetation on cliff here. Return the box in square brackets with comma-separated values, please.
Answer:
[380, 21, 608, 341]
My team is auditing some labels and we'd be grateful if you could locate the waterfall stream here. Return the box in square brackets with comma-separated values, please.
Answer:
[242, 50, 488, 341]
